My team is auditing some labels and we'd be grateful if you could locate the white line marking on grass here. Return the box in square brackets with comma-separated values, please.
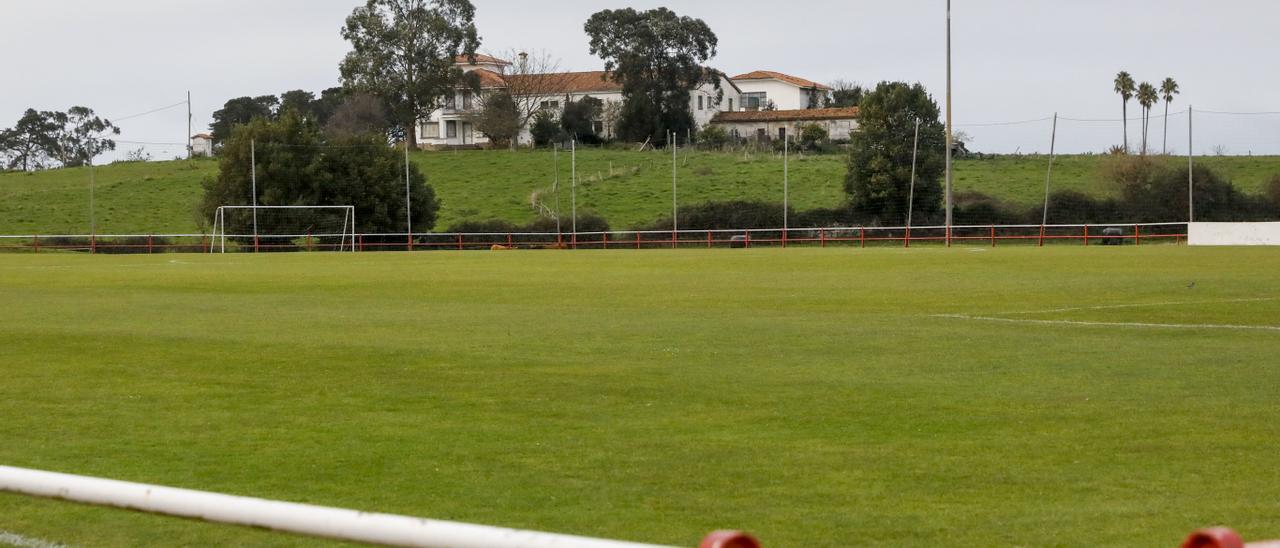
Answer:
[1001, 297, 1280, 315]
[934, 314, 1280, 332]
[0, 530, 68, 548]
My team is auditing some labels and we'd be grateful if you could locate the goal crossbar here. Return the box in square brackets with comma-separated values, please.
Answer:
[211, 205, 357, 253]
[0, 465, 689, 548]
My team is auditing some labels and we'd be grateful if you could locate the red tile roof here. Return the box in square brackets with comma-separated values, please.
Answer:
[504, 71, 623, 94]
[455, 54, 511, 66]
[468, 68, 508, 89]
[712, 107, 860, 123]
[732, 71, 832, 91]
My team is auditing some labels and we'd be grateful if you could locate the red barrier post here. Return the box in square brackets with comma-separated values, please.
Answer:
[507, 233, 513, 248]
[91, 234, 97, 254]
[707, 231, 712, 249]
[745, 232, 752, 249]
[671, 230, 677, 249]
[820, 229, 826, 248]
[602, 232, 608, 249]
[1084, 225, 1090, 246]
[946, 226, 952, 248]
[1135, 224, 1141, 246]
[148, 235, 154, 254]
[859, 226, 865, 248]
[457, 234, 464, 251]
[306, 232, 312, 252]
[33, 235, 39, 254]
[254, 235, 259, 253]
[782, 228, 788, 249]
[1039, 225, 1046, 247]
[904, 228, 911, 248]
[635, 232, 641, 249]
[991, 225, 996, 247]
[408, 233, 415, 252]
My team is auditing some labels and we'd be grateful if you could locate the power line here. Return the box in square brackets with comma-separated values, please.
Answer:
[956, 116, 1053, 128]
[1196, 109, 1280, 116]
[109, 101, 188, 123]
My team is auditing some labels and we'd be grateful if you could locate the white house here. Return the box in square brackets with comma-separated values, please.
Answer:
[190, 133, 214, 157]
[730, 71, 833, 111]
[710, 107, 861, 142]
[415, 54, 742, 148]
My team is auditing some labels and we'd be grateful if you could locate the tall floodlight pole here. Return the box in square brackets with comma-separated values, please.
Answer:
[1188, 106, 1194, 223]
[783, 131, 789, 240]
[571, 139, 578, 247]
[405, 140, 413, 240]
[1041, 113, 1059, 227]
[907, 118, 921, 240]
[89, 163, 96, 237]
[554, 144, 562, 244]
[672, 130, 678, 247]
[251, 138, 259, 247]
[944, 0, 954, 242]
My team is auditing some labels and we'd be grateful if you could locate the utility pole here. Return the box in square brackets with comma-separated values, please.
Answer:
[571, 139, 578, 247]
[89, 163, 96, 237]
[908, 118, 921, 238]
[945, 0, 954, 241]
[187, 91, 193, 160]
[783, 131, 789, 239]
[554, 144, 561, 245]
[1041, 113, 1059, 227]
[672, 130, 678, 247]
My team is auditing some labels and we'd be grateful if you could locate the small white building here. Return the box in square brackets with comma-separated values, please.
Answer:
[710, 107, 861, 142]
[730, 71, 833, 111]
[190, 133, 214, 157]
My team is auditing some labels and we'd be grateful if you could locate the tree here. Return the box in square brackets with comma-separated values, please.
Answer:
[490, 49, 569, 147]
[312, 87, 348, 127]
[471, 90, 520, 147]
[324, 93, 394, 140]
[561, 95, 603, 142]
[799, 123, 828, 150]
[1137, 82, 1159, 155]
[843, 82, 946, 225]
[198, 112, 439, 235]
[50, 106, 120, 167]
[584, 7, 719, 143]
[829, 80, 866, 108]
[279, 90, 318, 120]
[529, 110, 562, 147]
[1114, 71, 1136, 153]
[0, 109, 60, 171]
[210, 96, 279, 144]
[805, 87, 827, 109]
[340, 0, 480, 147]
[1160, 77, 1180, 155]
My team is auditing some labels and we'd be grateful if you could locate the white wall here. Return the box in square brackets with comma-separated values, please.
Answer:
[1188, 222, 1280, 246]
[733, 80, 806, 110]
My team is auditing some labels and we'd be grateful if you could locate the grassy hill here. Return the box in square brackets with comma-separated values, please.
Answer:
[2, 151, 1277, 235]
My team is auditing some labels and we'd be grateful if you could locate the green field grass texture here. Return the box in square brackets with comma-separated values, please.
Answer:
[1, 152, 1277, 235]
[0, 247, 1277, 547]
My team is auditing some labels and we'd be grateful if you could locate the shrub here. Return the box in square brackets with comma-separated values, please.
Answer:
[799, 124, 828, 150]
[699, 126, 729, 148]
[530, 111, 563, 147]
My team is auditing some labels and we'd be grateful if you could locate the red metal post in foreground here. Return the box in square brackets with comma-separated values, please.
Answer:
[1182, 526, 1280, 548]
[700, 530, 762, 548]
[33, 235, 39, 254]
[1084, 225, 1090, 246]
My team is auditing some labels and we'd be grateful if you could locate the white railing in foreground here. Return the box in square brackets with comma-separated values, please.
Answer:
[0, 465, 753, 548]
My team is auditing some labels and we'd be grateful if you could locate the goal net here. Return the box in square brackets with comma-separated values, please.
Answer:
[210, 206, 357, 253]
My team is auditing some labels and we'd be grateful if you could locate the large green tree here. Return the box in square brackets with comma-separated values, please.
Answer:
[843, 82, 946, 225]
[210, 95, 279, 145]
[0, 109, 60, 171]
[50, 106, 120, 167]
[340, 0, 480, 147]
[198, 112, 439, 235]
[584, 7, 718, 143]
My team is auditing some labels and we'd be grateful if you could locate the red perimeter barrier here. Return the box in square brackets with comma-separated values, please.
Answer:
[1184, 527, 1280, 548]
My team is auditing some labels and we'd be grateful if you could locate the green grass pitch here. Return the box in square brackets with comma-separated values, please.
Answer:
[0, 246, 1277, 546]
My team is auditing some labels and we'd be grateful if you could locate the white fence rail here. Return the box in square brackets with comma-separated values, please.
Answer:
[0, 465, 756, 548]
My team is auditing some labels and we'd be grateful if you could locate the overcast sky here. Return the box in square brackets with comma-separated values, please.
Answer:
[3, 0, 1278, 160]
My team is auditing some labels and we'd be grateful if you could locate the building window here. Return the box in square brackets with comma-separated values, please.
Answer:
[743, 92, 767, 111]
[446, 121, 457, 139]
[463, 91, 473, 110]
[421, 122, 440, 139]
[540, 100, 560, 110]
[756, 128, 767, 141]
[697, 95, 704, 110]
[728, 98, 734, 112]
[778, 127, 787, 141]
[446, 93, 457, 110]
[593, 121, 604, 135]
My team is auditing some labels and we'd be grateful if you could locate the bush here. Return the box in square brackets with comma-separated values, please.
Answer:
[530, 111, 563, 147]
[799, 124, 828, 150]
[699, 126, 729, 147]
[1266, 175, 1280, 211]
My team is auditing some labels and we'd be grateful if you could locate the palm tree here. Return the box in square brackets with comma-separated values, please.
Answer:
[1137, 82, 1158, 155]
[1114, 71, 1136, 153]
[1160, 77, 1180, 154]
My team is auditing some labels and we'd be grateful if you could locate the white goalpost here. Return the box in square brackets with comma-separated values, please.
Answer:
[210, 205, 357, 253]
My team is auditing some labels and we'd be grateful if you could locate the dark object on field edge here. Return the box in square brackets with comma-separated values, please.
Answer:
[730, 235, 749, 249]
[1101, 227, 1125, 246]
